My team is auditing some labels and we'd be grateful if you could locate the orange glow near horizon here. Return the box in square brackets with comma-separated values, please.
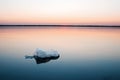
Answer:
[1, 15, 120, 25]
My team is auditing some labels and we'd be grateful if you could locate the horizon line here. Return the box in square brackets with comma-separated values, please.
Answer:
[0, 24, 120, 27]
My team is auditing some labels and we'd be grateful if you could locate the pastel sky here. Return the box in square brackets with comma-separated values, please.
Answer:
[0, 0, 120, 25]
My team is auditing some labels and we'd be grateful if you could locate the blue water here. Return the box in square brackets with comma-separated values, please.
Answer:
[0, 27, 120, 80]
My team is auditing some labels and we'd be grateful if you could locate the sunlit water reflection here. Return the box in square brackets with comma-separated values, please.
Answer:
[0, 27, 120, 80]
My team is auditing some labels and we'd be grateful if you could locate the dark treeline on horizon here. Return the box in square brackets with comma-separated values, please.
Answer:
[0, 24, 120, 27]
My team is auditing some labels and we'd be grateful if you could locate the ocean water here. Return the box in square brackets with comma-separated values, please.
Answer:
[0, 27, 120, 80]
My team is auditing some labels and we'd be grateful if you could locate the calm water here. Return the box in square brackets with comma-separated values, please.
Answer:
[0, 27, 120, 80]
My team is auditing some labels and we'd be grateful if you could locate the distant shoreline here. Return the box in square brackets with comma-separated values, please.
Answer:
[0, 25, 120, 27]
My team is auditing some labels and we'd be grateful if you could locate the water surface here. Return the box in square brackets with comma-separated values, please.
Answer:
[0, 27, 120, 80]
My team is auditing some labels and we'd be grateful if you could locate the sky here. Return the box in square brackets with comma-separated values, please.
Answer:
[0, 0, 120, 25]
